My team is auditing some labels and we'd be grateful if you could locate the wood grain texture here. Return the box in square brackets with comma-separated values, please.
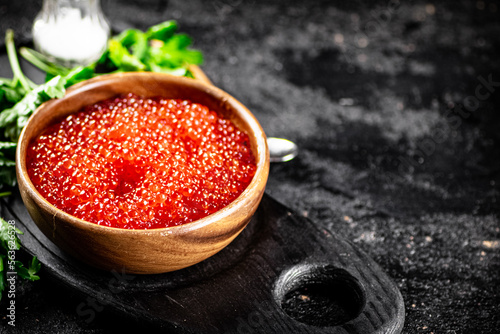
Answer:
[2, 190, 404, 333]
[15, 72, 270, 274]
[189, 65, 213, 85]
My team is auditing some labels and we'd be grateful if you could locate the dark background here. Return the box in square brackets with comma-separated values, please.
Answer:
[1, 0, 499, 333]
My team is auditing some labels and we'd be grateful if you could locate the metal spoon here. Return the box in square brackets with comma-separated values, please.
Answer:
[267, 137, 298, 163]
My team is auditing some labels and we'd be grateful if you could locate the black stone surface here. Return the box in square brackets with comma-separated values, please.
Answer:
[1, 0, 499, 333]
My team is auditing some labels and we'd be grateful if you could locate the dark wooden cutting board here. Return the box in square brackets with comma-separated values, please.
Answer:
[1, 190, 404, 333]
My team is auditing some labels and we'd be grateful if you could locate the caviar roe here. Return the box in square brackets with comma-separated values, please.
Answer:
[27, 93, 257, 229]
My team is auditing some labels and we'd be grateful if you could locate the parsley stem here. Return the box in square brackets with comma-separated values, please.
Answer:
[5, 30, 32, 93]
[20, 47, 70, 77]
[0, 191, 12, 198]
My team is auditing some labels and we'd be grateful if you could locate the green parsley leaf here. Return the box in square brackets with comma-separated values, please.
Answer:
[15, 256, 41, 281]
[0, 75, 66, 142]
[0, 218, 40, 300]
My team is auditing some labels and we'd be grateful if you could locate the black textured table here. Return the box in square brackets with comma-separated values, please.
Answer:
[1, 0, 499, 333]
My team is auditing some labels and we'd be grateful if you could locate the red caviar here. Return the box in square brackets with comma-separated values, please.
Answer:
[27, 93, 256, 229]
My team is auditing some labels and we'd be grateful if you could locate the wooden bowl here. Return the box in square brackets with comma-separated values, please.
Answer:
[16, 72, 269, 274]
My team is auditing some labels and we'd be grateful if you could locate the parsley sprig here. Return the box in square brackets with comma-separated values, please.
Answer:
[0, 30, 67, 189]
[20, 20, 203, 82]
[0, 218, 41, 301]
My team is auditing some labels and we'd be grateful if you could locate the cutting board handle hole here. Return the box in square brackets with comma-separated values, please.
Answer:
[274, 264, 366, 327]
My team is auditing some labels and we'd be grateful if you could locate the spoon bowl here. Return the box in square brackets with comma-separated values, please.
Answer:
[268, 137, 299, 163]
